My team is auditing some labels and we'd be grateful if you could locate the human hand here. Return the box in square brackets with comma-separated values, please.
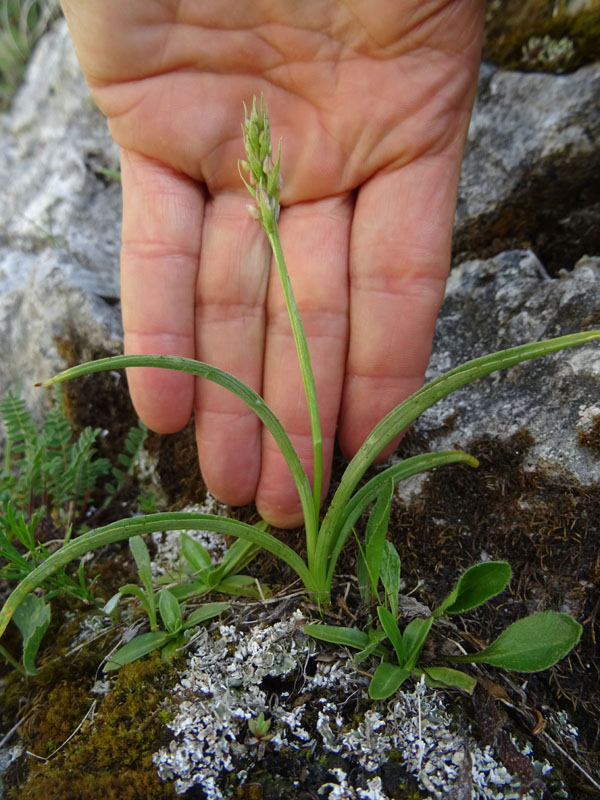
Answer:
[61, 0, 484, 528]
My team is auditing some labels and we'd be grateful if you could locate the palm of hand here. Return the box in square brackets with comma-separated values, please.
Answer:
[62, 0, 483, 526]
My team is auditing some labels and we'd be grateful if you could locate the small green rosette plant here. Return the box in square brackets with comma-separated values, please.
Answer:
[306, 561, 582, 699]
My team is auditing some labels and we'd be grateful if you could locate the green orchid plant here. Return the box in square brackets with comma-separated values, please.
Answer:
[0, 97, 598, 675]
[156, 530, 269, 602]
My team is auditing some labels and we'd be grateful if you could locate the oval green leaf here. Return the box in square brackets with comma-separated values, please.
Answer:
[437, 561, 512, 616]
[452, 611, 582, 671]
[369, 662, 411, 700]
[158, 588, 183, 634]
[13, 593, 51, 676]
[181, 533, 212, 573]
[422, 666, 476, 694]
[183, 601, 230, 630]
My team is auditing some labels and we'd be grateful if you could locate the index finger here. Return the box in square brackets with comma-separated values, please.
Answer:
[120, 149, 204, 433]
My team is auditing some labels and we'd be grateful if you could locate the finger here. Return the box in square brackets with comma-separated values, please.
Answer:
[120, 149, 203, 432]
[256, 196, 352, 528]
[339, 149, 464, 460]
[194, 193, 272, 506]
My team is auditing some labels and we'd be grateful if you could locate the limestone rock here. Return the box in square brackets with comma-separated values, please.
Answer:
[400, 250, 600, 491]
[0, 20, 122, 423]
[455, 63, 600, 272]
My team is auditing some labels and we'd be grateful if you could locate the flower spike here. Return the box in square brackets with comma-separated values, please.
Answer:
[240, 95, 281, 228]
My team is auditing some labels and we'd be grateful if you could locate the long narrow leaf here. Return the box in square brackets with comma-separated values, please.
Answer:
[38, 355, 315, 544]
[354, 628, 391, 664]
[321, 331, 600, 555]
[377, 606, 405, 666]
[380, 541, 401, 618]
[360, 478, 393, 602]
[129, 535, 156, 625]
[0, 513, 315, 637]
[167, 579, 210, 601]
[213, 575, 269, 599]
[322, 451, 479, 590]
[183, 602, 230, 629]
[402, 616, 433, 670]
[304, 623, 390, 661]
[104, 631, 172, 671]
[219, 537, 260, 576]
[303, 623, 371, 651]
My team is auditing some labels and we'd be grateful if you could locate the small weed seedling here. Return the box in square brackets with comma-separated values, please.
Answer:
[158, 530, 269, 602]
[104, 586, 228, 672]
[101, 532, 260, 669]
[102, 534, 229, 671]
[248, 712, 272, 742]
[0, 97, 597, 679]
[306, 561, 582, 698]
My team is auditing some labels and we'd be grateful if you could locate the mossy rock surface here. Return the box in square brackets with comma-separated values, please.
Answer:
[5, 655, 179, 800]
[484, 0, 600, 73]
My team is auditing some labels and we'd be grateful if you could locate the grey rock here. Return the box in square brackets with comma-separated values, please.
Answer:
[0, 19, 122, 423]
[399, 250, 600, 493]
[454, 63, 600, 272]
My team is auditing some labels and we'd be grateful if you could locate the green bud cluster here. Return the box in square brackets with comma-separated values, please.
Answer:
[239, 95, 282, 228]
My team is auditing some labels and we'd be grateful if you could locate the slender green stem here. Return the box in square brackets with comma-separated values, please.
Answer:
[264, 219, 322, 560]
[0, 513, 316, 638]
[240, 96, 321, 564]
[0, 643, 25, 674]
[39, 354, 315, 535]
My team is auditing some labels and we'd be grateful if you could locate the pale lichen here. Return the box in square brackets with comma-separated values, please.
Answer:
[521, 34, 576, 72]
[150, 495, 229, 575]
[318, 768, 387, 800]
[153, 611, 559, 799]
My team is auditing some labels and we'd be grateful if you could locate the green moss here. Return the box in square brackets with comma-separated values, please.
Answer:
[484, 0, 600, 72]
[6, 654, 179, 800]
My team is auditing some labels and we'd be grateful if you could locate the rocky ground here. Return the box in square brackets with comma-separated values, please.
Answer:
[0, 4, 599, 799]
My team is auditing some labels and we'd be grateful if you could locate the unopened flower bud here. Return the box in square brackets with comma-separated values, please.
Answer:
[246, 203, 261, 221]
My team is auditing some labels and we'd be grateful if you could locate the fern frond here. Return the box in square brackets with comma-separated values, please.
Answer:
[103, 420, 148, 506]
[0, 391, 45, 504]
[0, 391, 37, 461]
[41, 386, 73, 452]
[46, 426, 109, 515]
